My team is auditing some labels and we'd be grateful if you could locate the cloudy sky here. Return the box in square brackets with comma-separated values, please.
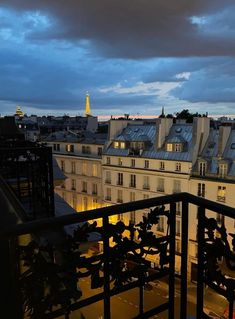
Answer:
[0, 1, 235, 117]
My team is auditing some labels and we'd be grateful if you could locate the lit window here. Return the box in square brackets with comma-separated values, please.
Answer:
[166, 143, 173, 152]
[217, 186, 226, 202]
[120, 142, 125, 149]
[160, 161, 165, 170]
[114, 141, 119, 148]
[175, 162, 181, 172]
[66, 144, 74, 152]
[198, 183, 205, 197]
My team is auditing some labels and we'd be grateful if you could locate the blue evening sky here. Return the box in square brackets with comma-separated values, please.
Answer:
[0, 1, 235, 117]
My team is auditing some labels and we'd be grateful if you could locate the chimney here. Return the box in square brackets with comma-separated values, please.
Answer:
[192, 117, 210, 164]
[218, 125, 231, 157]
[108, 119, 131, 141]
[156, 118, 173, 149]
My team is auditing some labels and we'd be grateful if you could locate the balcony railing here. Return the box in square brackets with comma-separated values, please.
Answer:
[1, 191, 235, 319]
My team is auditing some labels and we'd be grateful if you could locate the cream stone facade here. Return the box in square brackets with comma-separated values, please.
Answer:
[44, 117, 235, 281]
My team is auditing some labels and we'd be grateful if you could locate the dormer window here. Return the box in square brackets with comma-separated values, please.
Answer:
[114, 141, 125, 149]
[199, 162, 206, 176]
[66, 144, 74, 152]
[219, 164, 227, 178]
[166, 143, 183, 152]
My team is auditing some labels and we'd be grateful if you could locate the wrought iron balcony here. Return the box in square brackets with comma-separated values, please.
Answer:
[1, 190, 235, 319]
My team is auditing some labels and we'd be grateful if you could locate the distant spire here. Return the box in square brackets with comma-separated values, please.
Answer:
[85, 92, 91, 116]
[161, 106, 165, 117]
[15, 105, 24, 117]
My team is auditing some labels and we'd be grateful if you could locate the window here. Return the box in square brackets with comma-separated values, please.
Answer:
[143, 194, 149, 199]
[166, 143, 173, 152]
[114, 141, 125, 149]
[217, 186, 226, 202]
[198, 183, 205, 197]
[219, 164, 227, 178]
[117, 173, 123, 185]
[106, 188, 111, 201]
[82, 162, 87, 175]
[143, 176, 150, 190]
[106, 157, 111, 165]
[199, 162, 206, 176]
[114, 141, 119, 148]
[66, 144, 74, 152]
[175, 144, 182, 152]
[92, 164, 98, 177]
[71, 179, 76, 190]
[157, 217, 164, 232]
[176, 219, 181, 236]
[175, 162, 181, 172]
[71, 162, 76, 174]
[98, 147, 102, 156]
[82, 145, 91, 154]
[144, 160, 149, 169]
[157, 178, 164, 192]
[61, 160, 65, 172]
[120, 142, 125, 149]
[53, 144, 60, 151]
[130, 174, 136, 188]
[130, 192, 135, 202]
[118, 158, 122, 166]
[131, 159, 135, 167]
[82, 181, 87, 193]
[92, 183, 97, 195]
[105, 171, 111, 184]
[160, 161, 165, 170]
[117, 190, 123, 203]
[173, 180, 181, 193]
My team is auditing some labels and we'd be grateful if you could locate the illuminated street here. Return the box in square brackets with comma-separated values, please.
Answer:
[65, 278, 228, 319]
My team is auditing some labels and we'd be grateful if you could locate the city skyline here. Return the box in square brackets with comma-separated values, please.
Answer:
[0, 1, 235, 116]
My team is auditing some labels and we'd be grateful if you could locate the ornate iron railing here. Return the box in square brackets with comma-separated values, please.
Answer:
[0, 192, 235, 319]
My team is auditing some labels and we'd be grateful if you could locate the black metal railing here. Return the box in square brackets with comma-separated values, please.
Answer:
[0, 143, 54, 220]
[0, 192, 235, 319]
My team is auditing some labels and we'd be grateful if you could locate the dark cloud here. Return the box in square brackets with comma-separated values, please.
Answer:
[1, 0, 235, 58]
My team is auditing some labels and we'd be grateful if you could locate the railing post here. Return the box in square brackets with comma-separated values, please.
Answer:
[196, 206, 205, 319]
[180, 200, 188, 319]
[103, 215, 111, 319]
[168, 202, 176, 319]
